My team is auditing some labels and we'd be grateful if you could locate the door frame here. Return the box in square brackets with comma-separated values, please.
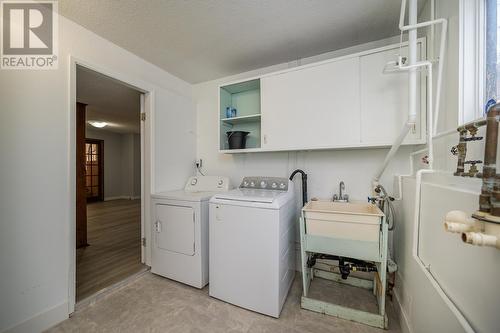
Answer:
[68, 55, 155, 313]
[84, 138, 104, 202]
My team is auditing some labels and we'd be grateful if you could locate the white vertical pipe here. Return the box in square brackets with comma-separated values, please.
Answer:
[408, 0, 418, 125]
[433, 21, 448, 134]
[430, 0, 435, 59]
[427, 64, 434, 168]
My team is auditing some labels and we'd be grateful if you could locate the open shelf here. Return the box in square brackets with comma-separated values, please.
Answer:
[219, 78, 261, 151]
[221, 114, 261, 125]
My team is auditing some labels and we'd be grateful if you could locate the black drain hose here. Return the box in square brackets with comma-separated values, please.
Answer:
[289, 169, 308, 206]
[307, 253, 377, 280]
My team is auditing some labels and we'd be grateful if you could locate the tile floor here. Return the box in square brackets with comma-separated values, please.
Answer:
[48, 272, 401, 333]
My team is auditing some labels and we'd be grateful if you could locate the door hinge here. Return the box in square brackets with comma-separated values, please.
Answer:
[140, 112, 146, 121]
[142, 237, 146, 246]
[154, 220, 161, 233]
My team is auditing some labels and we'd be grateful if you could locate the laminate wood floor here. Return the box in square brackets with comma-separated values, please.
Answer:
[76, 199, 146, 302]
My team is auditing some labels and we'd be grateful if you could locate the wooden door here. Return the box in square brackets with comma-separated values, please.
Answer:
[76, 102, 88, 248]
[85, 139, 104, 202]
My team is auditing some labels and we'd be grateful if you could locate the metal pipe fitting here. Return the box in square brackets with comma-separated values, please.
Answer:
[454, 129, 468, 176]
[462, 232, 499, 249]
[479, 103, 500, 214]
[444, 210, 483, 233]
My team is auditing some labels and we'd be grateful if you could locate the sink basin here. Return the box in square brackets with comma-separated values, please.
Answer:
[303, 201, 384, 241]
[304, 201, 384, 216]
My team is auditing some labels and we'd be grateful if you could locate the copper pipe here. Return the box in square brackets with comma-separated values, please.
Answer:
[457, 119, 487, 133]
[454, 129, 468, 176]
[493, 174, 500, 217]
[480, 103, 499, 214]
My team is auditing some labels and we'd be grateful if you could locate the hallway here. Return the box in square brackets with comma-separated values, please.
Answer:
[77, 199, 146, 301]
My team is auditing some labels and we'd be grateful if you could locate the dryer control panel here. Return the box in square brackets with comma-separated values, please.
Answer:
[184, 176, 231, 192]
[239, 177, 289, 191]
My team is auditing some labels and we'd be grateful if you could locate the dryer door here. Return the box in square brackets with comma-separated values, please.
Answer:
[155, 204, 195, 256]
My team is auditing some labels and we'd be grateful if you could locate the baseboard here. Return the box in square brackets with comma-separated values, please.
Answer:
[104, 195, 141, 201]
[104, 196, 122, 201]
[2, 301, 68, 333]
[393, 287, 412, 333]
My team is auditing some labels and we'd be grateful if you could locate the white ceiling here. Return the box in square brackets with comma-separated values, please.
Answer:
[59, 0, 425, 84]
[77, 65, 141, 134]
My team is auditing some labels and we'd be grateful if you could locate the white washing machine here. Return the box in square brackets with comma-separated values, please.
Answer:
[209, 177, 296, 318]
[151, 176, 231, 288]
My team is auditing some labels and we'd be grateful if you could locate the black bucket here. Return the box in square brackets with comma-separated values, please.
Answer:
[227, 131, 250, 149]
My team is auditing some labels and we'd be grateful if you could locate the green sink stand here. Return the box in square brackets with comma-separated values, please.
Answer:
[299, 212, 389, 329]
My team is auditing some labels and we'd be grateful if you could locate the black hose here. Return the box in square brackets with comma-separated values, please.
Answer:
[289, 169, 308, 206]
[307, 253, 377, 279]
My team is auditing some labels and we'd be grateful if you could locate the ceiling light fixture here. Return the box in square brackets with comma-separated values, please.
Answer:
[89, 121, 108, 128]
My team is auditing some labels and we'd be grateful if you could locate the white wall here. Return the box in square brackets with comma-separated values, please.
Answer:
[86, 129, 141, 200]
[395, 173, 500, 333]
[0, 14, 195, 333]
[393, 1, 500, 332]
[153, 88, 197, 193]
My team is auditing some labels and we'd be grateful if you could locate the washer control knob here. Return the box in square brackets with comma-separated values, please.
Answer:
[243, 180, 249, 187]
[279, 182, 286, 189]
[250, 181, 255, 187]
[260, 181, 267, 188]
[218, 179, 224, 186]
[191, 178, 198, 185]
[271, 182, 278, 189]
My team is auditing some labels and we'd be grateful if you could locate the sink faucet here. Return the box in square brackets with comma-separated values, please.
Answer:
[333, 181, 349, 202]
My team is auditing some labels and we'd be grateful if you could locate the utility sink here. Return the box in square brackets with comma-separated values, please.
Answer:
[303, 201, 384, 242]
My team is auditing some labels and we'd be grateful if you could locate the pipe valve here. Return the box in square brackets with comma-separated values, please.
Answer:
[464, 160, 482, 177]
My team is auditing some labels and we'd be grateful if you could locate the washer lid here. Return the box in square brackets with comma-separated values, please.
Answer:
[212, 188, 285, 204]
[152, 190, 217, 202]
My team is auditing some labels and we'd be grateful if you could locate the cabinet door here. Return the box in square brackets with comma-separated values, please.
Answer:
[360, 44, 424, 145]
[261, 57, 361, 150]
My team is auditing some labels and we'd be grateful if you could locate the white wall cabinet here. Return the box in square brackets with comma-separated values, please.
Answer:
[360, 42, 425, 145]
[261, 57, 361, 150]
[219, 39, 426, 153]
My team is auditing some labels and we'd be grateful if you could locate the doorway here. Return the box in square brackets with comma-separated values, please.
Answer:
[75, 65, 147, 302]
